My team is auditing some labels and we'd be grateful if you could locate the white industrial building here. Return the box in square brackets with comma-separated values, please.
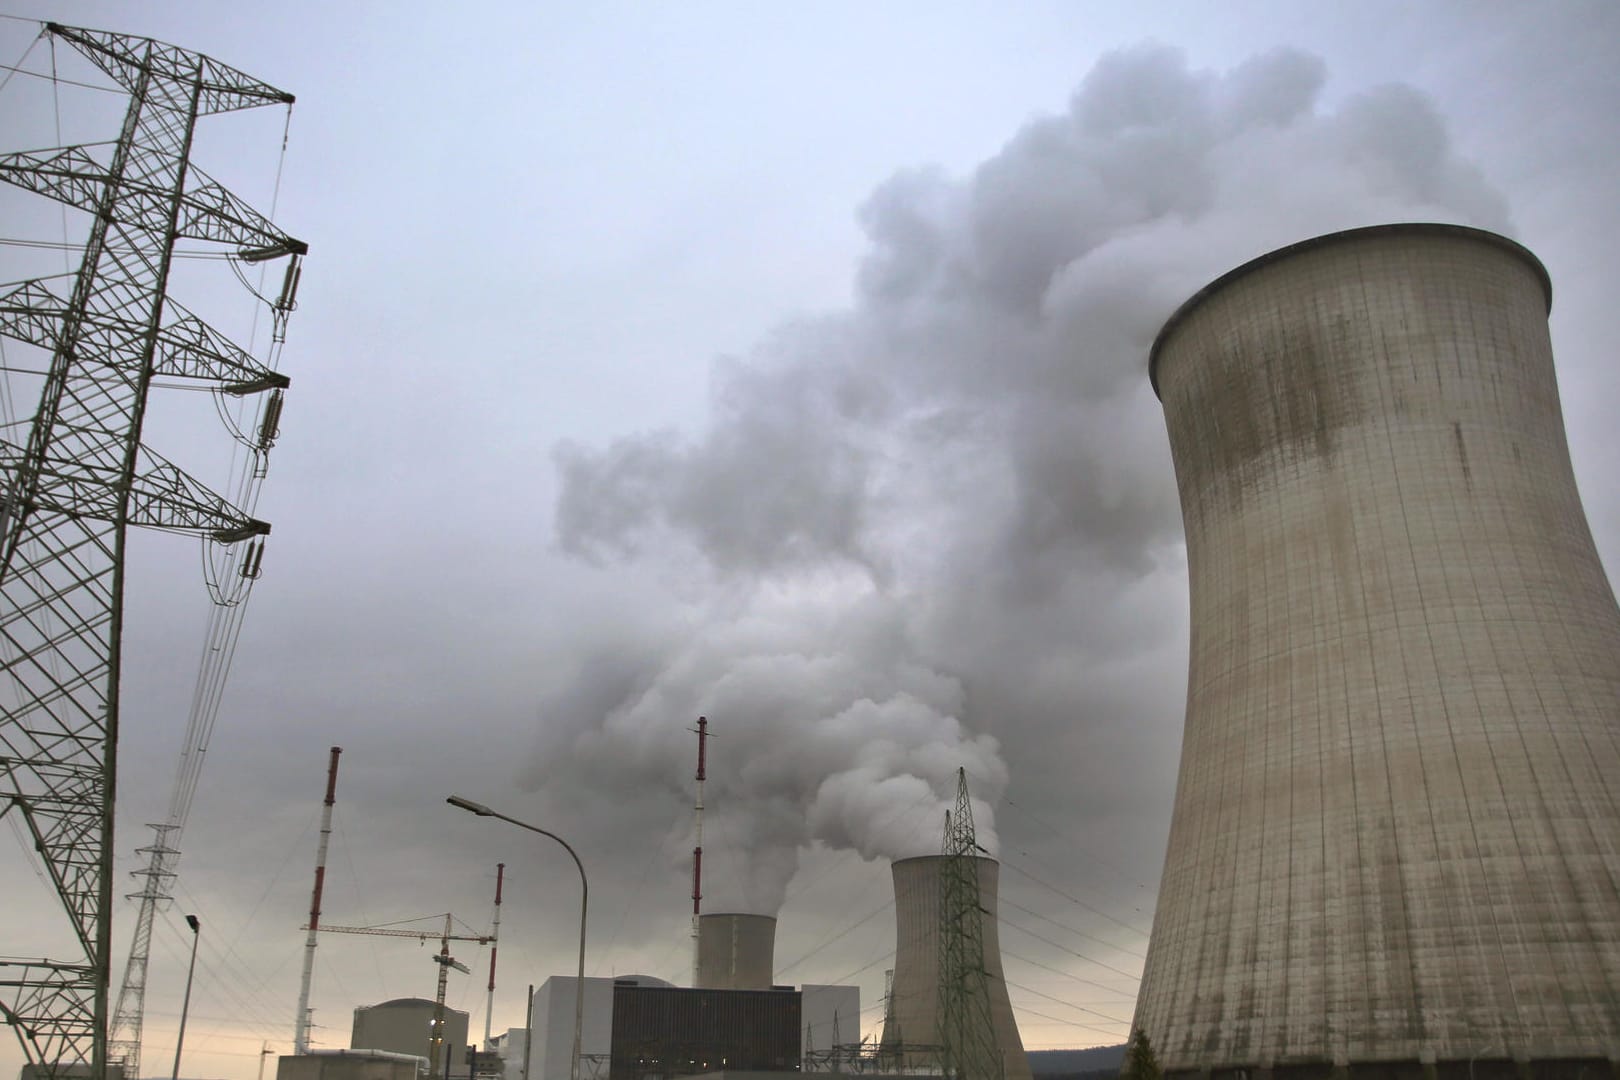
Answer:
[528, 974, 657, 1080]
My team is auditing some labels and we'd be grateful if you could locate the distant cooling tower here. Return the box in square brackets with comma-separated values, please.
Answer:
[1137, 224, 1620, 1076]
[886, 855, 1031, 1080]
[696, 912, 776, 990]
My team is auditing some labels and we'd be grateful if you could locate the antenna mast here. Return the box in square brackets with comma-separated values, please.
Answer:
[485, 863, 505, 1050]
[294, 746, 343, 1055]
[690, 716, 709, 985]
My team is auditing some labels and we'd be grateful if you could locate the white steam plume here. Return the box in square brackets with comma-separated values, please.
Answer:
[530, 44, 1510, 915]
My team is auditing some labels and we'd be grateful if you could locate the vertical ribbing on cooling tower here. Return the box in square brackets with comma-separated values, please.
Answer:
[1136, 223, 1620, 1074]
[889, 856, 1032, 1080]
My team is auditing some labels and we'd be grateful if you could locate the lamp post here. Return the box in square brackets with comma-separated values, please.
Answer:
[172, 914, 201, 1080]
[447, 796, 587, 1080]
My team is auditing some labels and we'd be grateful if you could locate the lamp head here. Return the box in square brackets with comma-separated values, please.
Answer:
[447, 795, 494, 817]
[185, 914, 200, 932]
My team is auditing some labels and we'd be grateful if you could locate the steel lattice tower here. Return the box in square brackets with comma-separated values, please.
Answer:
[938, 768, 1004, 1080]
[0, 23, 304, 1078]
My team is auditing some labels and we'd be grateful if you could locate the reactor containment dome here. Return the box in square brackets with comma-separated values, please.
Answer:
[1136, 223, 1620, 1078]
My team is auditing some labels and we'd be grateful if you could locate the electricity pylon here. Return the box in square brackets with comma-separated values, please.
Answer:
[0, 23, 304, 1078]
[937, 768, 1003, 1080]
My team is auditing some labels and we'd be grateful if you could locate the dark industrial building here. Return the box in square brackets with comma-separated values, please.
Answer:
[608, 984, 800, 1080]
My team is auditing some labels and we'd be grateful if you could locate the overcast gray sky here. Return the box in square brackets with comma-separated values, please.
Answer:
[3, 2, 1618, 1076]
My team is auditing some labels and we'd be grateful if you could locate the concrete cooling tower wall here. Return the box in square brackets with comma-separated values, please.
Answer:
[886, 855, 1031, 1080]
[1137, 223, 1620, 1077]
[696, 913, 776, 990]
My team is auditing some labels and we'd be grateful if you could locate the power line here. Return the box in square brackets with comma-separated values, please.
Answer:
[999, 859, 1152, 939]
[997, 893, 1145, 961]
[997, 917, 1141, 982]
[0, 60, 123, 93]
[1003, 977, 1131, 1034]
[999, 796, 1152, 893]
[1001, 945, 1134, 999]
[775, 895, 893, 975]
[1, 236, 242, 260]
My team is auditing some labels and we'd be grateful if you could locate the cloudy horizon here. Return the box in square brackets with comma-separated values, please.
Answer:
[3, 3, 1617, 1077]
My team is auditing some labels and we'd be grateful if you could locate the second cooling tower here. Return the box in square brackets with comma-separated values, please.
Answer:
[696, 913, 776, 990]
[886, 855, 1031, 1080]
[1137, 224, 1620, 1076]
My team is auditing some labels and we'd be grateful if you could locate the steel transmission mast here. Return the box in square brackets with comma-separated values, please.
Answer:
[937, 768, 1002, 1080]
[0, 23, 305, 1079]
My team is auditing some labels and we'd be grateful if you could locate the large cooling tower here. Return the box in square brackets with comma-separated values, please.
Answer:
[887, 855, 1031, 1080]
[696, 912, 776, 990]
[1137, 223, 1620, 1077]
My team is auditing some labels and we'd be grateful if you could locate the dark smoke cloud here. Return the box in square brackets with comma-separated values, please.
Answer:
[532, 44, 1510, 914]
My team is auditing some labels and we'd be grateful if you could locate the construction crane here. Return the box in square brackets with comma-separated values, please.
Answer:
[304, 915, 492, 1075]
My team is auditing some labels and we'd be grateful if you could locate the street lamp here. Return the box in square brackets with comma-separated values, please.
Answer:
[172, 914, 201, 1080]
[446, 796, 587, 1080]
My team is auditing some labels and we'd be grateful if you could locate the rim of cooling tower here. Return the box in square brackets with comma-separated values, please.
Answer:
[1146, 222, 1553, 398]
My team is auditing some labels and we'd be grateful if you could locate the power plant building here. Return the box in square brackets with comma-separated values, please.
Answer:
[608, 983, 800, 1080]
[1137, 224, 1620, 1076]
[523, 972, 856, 1080]
[528, 975, 664, 1080]
[352, 998, 469, 1071]
[695, 914, 776, 991]
[801, 984, 862, 1068]
[884, 855, 1031, 1080]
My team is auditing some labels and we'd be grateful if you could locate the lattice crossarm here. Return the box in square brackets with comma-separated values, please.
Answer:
[127, 447, 269, 539]
[0, 146, 108, 214]
[177, 174, 307, 255]
[46, 23, 294, 114]
[0, 280, 70, 351]
[154, 309, 289, 390]
[0, 284, 289, 393]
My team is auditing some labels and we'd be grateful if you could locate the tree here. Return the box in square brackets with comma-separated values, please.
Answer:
[1124, 1028, 1163, 1080]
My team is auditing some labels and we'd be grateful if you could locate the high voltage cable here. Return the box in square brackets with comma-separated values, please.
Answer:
[1003, 977, 1131, 1032]
[0, 29, 43, 97]
[155, 907, 287, 1041]
[998, 893, 1145, 960]
[172, 875, 307, 1025]
[0, 60, 125, 94]
[49, 34, 70, 275]
[1004, 999, 1126, 1041]
[1001, 945, 1135, 1000]
[997, 915, 1142, 982]
[999, 796, 1152, 893]
[1, 236, 242, 259]
[775, 896, 894, 975]
[159, 898, 294, 1033]
[999, 858, 1153, 938]
[824, 946, 898, 989]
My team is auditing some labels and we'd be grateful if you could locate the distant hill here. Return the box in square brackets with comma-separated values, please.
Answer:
[1028, 1044, 1127, 1079]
